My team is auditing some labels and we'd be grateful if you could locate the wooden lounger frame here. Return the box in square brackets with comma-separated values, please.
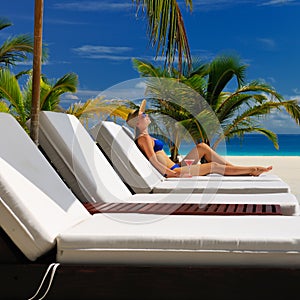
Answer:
[2, 263, 300, 299]
[84, 202, 282, 215]
[2, 214, 300, 300]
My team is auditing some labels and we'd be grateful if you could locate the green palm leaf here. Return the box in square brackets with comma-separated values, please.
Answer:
[0, 18, 11, 31]
[133, 0, 192, 72]
[206, 55, 246, 107]
[39, 73, 78, 110]
[0, 69, 25, 123]
[0, 100, 10, 113]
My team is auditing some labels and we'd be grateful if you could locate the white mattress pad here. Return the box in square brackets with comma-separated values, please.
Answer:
[57, 214, 300, 266]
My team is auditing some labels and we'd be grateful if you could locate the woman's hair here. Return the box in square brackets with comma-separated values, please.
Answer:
[126, 99, 147, 128]
[126, 109, 139, 128]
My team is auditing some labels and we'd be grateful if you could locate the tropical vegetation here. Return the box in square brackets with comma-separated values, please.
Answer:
[0, 68, 78, 128]
[132, 56, 300, 160]
[0, 18, 80, 129]
[1, 0, 193, 131]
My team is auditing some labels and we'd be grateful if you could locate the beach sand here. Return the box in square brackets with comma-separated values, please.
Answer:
[228, 156, 300, 202]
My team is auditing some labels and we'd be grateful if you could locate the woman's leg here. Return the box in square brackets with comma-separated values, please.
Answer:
[177, 162, 272, 176]
[183, 143, 233, 166]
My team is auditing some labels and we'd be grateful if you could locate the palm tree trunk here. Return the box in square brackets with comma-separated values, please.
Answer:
[30, 0, 43, 145]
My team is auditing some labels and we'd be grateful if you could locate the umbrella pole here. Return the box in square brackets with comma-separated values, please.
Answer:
[30, 0, 44, 144]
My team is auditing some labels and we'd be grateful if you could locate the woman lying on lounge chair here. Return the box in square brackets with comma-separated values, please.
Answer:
[126, 100, 272, 178]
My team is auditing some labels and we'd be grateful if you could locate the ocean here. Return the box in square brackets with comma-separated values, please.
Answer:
[171, 134, 300, 156]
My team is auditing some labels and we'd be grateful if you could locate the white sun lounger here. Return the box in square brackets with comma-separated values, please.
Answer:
[38, 111, 290, 198]
[90, 120, 290, 194]
[35, 111, 297, 216]
[1, 112, 300, 269]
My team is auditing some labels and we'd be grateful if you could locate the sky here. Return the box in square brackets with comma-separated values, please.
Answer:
[1, 0, 300, 133]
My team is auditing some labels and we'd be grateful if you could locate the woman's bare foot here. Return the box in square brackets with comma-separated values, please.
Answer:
[250, 166, 273, 176]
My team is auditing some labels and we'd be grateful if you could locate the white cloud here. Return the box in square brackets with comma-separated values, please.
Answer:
[59, 89, 101, 108]
[292, 88, 300, 95]
[73, 45, 133, 61]
[64, 93, 79, 100]
[259, 93, 300, 133]
[260, 0, 296, 6]
[191, 0, 297, 10]
[135, 81, 147, 89]
[73, 45, 132, 54]
[262, 109, 300, 134]
[53, 1, 132, 12]
[257, 38, 276, 50]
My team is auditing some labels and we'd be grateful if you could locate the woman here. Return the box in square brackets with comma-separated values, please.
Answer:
[126, 100, 272, 178]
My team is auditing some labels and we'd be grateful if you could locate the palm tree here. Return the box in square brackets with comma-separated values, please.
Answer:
[0, 68, 77, 128]
[133, 0, 193, 73]
[132, 55, 300, 159]
[192, 55, 300, 149]
[0, 18, 47, 70]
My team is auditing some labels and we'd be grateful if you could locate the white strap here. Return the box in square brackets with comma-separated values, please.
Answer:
[28, 263, 60, 300]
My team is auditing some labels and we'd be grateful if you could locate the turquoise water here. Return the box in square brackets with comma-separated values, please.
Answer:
[168, 134, 300, 156]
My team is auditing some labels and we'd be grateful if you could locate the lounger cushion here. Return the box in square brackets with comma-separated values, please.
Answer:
[122, 125, 135, 140]
[0, 113, 90, 260]
[57, 214, 300, 266]
[39, 111, 133, 203]
[90, 121, 163, 193]
[151, 180, 290, 194]
[90, 121, 290, 193]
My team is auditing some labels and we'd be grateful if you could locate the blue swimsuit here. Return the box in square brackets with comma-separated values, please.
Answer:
[153, 139, 164, 152]
[153, 139, 180, 170]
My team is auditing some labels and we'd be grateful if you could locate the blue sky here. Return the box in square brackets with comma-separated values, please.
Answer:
[1, 0, 300, 133]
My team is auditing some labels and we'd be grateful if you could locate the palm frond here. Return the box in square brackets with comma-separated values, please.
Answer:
[206, 55, 247, 107]
[0, 18, 12, 31]
[216, 93, 254, 122]
[133, 0, 192, 72]
[39, 73, 78, 109]
[0, 100, 10, 113]
[75, 96, 133, 125]
[132, 58, 165, 77]
[235, 81, 284, 101]
[0, 69, 25, 123]
[281, 99, 300, 125]
[0, 35, 34, 66]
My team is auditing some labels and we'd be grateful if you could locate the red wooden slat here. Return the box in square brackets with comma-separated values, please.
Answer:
[216, 204, 227, 213]
[246, 204, 254, 214]
[99, 203, 120, 212]
[99, 202, 120, 211]
[147, 203, 165, 214]
[127, 203, 148, 213]
[175, 205, 189, 214]
[265, 204, 273, 214]
[226, 204, 236, 214]
[206, 204, 218, 213]
[84, 202, 282, 216]
[274, 205, 282, 215]
[155, 203, 176, 214]
[235, 204, 245, 214]
[198, 204, 209, 212]
[139, 203, 159, 213]
[186, 204, 200, 213]
[97, 202, 116, 209]
[256, 204, 263, 214]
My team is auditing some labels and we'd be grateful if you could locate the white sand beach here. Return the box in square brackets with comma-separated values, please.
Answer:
[228, 156, 300, 202]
